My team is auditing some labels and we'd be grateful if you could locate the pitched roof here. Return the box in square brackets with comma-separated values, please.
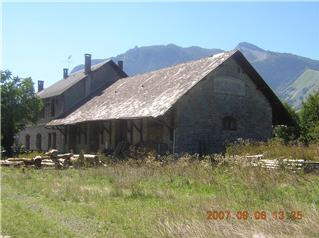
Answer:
[48, 50, 293, 126]
[37, 60, 124, 98]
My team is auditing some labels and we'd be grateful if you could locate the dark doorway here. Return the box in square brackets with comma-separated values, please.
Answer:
[89, 124, 100, 152]
[36, 133, 42, 151]
[115, 120, 127, 147]
[69, 126, 77, 152]
[52, 133, 57, 149]
[25, 134, 30, 150]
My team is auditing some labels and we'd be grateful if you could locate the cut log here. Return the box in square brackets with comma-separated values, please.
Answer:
[0, 160, 24, 167]
[72, 154, 100, 166]
[73, 154, 98, 159]
[7, 157, 29, 162]
[41, 159, 53, 163]
[6, 158, 34, 166]
[45, 149, 59, 157]
[62, 157, 72, 168]
[57, 153, 73, 159]
[245, 154, 263, 159]
[41, 161, 55, 167]
[33, 155, 50, 160]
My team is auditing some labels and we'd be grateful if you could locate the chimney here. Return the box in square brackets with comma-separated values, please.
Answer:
[63, 68, 68, 79]
[117, 60, 123, 70]
[38, 80, 44, 92]
[84, 53, 91, 74]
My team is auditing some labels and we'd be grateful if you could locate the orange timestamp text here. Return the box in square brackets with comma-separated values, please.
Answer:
[206, 210, 302, 220]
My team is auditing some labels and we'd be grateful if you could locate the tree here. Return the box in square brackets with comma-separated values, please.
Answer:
[299, 91, 319, 143]
[273, 103, 301, 143]
[1, 70, 43, 156]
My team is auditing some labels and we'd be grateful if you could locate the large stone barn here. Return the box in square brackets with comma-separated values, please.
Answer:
[47, 50, 292, 154]
[17, 54, 127, 152]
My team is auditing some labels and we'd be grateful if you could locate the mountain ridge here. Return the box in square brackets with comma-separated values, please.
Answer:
[71, 42, 319, 108]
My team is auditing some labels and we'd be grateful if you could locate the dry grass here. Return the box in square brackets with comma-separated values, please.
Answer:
[226, 139, 319, 161]
[1, 150, 319, 237]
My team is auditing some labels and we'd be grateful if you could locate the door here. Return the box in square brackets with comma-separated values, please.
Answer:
[114, 120, 127, 147]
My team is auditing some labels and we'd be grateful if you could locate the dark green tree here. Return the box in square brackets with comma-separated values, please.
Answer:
[273, 103, 301, 143]
[1, 70, 43, 156]
[299, 91, 319, 143]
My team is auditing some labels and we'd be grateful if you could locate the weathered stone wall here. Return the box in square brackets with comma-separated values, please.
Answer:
[17, 94, 66, 152]
[16, 124, 64, 152]
[90, 63, 123, 93]
[63, 80, 86, 112]
[17, 63, 124, 153]
[174, 58, 272, 154]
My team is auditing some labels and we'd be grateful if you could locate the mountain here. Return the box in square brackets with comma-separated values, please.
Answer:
[236, 42, 319, 92]
[71, 44, 223, 76]
[282, 69, 319, 109]
[70, 42, 319, 108]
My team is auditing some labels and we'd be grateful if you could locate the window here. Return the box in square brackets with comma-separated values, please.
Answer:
[50, 100, 55, 117]
[52, 133, 57, 149]
[64, 132, 67, 145]
[36, 133, 42, 151]
[48, 133, 52, 149]
[25, 135, 30, 150]
[223, 116, 237, 131]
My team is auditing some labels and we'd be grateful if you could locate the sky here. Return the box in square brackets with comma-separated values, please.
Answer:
[2, 2, 319, 88]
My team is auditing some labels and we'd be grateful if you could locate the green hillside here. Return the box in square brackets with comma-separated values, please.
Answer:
[283, 69, 319, 109]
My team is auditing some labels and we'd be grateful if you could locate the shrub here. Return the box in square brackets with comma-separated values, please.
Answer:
[300, 91, 319, 143]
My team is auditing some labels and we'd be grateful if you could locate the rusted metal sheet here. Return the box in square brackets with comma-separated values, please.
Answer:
[48, 51, 234, 126]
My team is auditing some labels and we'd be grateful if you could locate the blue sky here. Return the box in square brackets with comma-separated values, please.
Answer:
[2, 2, 319, 87]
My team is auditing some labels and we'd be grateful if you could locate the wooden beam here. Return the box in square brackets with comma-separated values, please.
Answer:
[100, 122, 104, 145]
[55, 127, 66, 136]
[150, 117, 173, 130]
[102, 123, 110, 135]
[130, 121, 133, 144]
[109, 121, 112, 146]
[140, 119, 143, 142]
[132, 120, 142, 133]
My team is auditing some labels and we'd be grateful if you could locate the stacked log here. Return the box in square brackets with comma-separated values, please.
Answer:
[243, 154, 319, 172]
[0, 149, 101, 169]
[0, 160, 24, 167]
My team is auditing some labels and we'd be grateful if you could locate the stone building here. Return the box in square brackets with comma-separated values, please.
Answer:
[17, 54, 127, 151]
[47, 50, 292, 154]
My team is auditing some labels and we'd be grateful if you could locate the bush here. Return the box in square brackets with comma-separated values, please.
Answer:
[274, 92, 319, 144]
[300, 91, 319, 143]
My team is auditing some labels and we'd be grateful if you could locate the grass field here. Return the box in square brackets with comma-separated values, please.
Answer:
[1, 151, 319, 238]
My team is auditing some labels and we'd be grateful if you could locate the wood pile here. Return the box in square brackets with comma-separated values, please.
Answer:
[0, 149, 102, 169]
[236, 154, 319, 172]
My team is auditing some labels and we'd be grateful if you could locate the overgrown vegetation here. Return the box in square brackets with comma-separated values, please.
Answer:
[1, 74, 318, 238]
[226, 139, 319, 161]
[274, 91, 319, 144]
[1, 153, 319, 238]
